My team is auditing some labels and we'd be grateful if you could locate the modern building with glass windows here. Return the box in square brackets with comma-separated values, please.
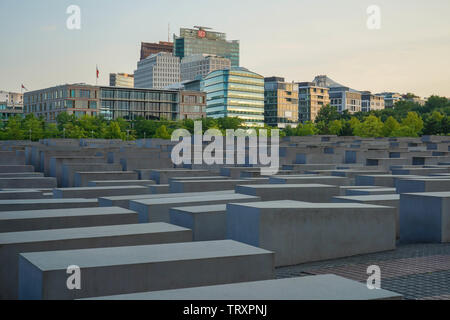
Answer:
[174, 27, 239, 67]
[23, 84, 205, 122]
[361, 91, 385, 112]
[134, 52, 181, 89]
[264, 77, 299, 128]
[181, 54, 231, 82]
[297, 82, 330, 123]
[204, 67, 265, 127]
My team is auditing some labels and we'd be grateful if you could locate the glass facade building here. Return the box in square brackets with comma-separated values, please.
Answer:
[264, 77, 299, 128]
[174, 27, 239, 67]
[204, 67, 265, 127]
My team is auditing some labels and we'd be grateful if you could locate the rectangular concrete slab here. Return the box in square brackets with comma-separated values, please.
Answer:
[0, 206, 139, 233]
[400, 192, 450, 243]
[396, 179, 450, 194]
[86, 274, 402, 300]
[1, 222, 192, 299]
[269, 175, 350, 186]
[74, 171, 138, 187]
[53, 185, 151, 199]
[0, 198, 98, 211]
[87, 180, 155, 187]
[235, 184, 340, 202]
[99, 190, 234, 208]
[0, 177, 56, 189]
[18, 240, 274, 300]
[227, 200, 396, 267]
[170, 204, 227, 241]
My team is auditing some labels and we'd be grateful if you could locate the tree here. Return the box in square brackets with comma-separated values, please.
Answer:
[22, 114, 44, 141]
[314, 105, 341, 124]
[153, 125, 171, 139]
[401, 112, 424, 136]
[382, 116, 400, 137]
[353, 115, 384, 137]
[296, 122, 318, 136]
[328, 120, 343, 135]
[3, 116, 24, 140]
[423, 111, 444, 135]
[104, 121, 126, 140]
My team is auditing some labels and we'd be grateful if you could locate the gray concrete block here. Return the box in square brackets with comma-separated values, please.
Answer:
[130, 193, 261, 223]
[0, 190, 44, 200]
[0, 177, 56, 189]
[235, 184, 340, 202]
[53, 186, 151, 199]
[149, 169, 215, 184]
[0, 206, 138, 233]
[227, 200, 396, 267]
[396, 178, 450, 194]
[99, 190, 234, 209]
[346, 188, 397, 196]
[18, 240, 274, 300]
[87, 180, 155, 187]
[62, 163, 123, 188]
[1, 222, 191, 299]
[87, 274, 402, 300]
[0, 165, 34, 173]
[269, 175, 350, 186]
[400, 192, 450, 243]
[0, 198, 98, 211]
[170, 179, 263, 193]
[170, 204, 227, 241]
[74, 171, 138, 187]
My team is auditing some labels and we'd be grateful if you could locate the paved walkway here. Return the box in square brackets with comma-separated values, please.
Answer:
[275, 243, 450, 300]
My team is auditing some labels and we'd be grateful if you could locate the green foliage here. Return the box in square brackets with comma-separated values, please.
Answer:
[353, 115, 384, 138]
[153, 125, 171, 139]
[382, 116, 400, 137]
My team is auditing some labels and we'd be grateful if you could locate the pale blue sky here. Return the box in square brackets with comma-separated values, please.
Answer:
[1, 0, 450, 97]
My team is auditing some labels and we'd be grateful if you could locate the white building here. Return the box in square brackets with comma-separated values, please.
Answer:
[181, 54, 231, 81]
[134, 52, 180, 89]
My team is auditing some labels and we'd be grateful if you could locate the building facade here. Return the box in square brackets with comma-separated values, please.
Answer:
[110, 73, 134, 88]
[376, 92, 402, 109]
[181, 54, 231, 82]
[361, 91, 385, 112]
[297, 82, 330, 123]
[204, 67, 265, 127]
[134, 52, 181, 89]
[179, 91, 206, 120]
[23, 84, 205, 122]
[140, 41, 173, 60]
[174, 27, 239, 67]
[329, 87, 362, 114]
[23, 84, 100, 122]
[0, 91, 23, 121]
[264, 77, 299, 128]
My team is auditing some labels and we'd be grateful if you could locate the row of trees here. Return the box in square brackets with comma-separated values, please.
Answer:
[0, 95, 448, 141]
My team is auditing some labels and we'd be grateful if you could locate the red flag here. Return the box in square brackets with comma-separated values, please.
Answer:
[21, 84, 28, 91]
[96, 66, 99, 79]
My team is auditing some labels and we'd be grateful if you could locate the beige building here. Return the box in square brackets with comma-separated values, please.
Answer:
[110, 73, 134, 88]
[297, 82, 330, 123]
[181, 54, 231, 82]
[329, 87, 361, 114]
[264, 77, 299, 128]
[361, 91, 385, 112]
[0, 91, 23, 121]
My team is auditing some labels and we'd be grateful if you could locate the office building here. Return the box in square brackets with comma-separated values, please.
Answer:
[0, 91, 23, 121]
[134, 52, 181, 89]
[204, 67, 265, 127]
[361, 91, 385, 112]
[23, 84, 205, 122]
[376, 92, 402, 109]
[264, 77, 299, 128]
[329, 87, 362, 114]
[174, 26, 240, 67]
[181, 54, 231, 81]
[140, 41, 173, 60]
[297, 82, 330, 123]
[110, 73, 134, 88]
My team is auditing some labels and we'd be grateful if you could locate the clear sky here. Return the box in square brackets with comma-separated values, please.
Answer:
[1, 0, 450, 97]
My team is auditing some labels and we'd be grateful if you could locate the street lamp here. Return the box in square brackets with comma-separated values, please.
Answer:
[63, 127, 66, 139]
[29, 129, 32, 141]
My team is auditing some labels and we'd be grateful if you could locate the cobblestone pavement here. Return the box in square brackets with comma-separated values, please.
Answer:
[275, 243, 450, 300]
